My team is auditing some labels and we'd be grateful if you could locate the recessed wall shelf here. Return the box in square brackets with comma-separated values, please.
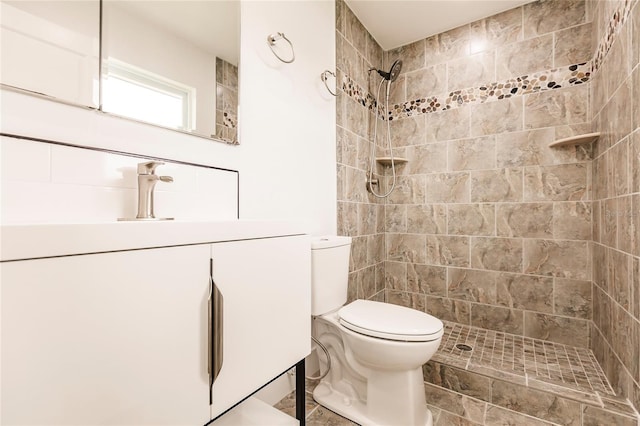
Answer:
[376, 157, 408, 166]
[549, 132, 600, 148]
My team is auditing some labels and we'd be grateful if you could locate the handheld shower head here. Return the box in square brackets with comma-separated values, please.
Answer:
[375, 60, 403, 82]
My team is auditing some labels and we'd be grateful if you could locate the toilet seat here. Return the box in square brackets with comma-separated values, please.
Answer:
[338, 300, 443, 342]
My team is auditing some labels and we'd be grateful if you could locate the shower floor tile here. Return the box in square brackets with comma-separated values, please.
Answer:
[432, 322, 616, 398]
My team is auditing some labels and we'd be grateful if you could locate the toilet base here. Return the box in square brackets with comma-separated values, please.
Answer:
[312, 382, 433, 426]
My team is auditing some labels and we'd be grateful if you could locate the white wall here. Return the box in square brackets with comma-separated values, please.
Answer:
[238, 0, 337, 236]
[0, 0, 336, 235]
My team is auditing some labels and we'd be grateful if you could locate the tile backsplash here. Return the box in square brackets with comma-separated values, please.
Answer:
[0, 135, 238, 224]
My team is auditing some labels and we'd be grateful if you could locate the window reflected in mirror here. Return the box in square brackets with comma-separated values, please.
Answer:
[101, 1, 240, 144]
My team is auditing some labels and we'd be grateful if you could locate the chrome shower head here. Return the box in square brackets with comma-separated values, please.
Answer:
[376, 59, 403, 82]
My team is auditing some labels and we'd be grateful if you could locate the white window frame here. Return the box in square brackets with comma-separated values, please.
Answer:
[103, 58, 195, 131]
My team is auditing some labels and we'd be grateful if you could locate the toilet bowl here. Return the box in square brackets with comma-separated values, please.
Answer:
[310, 237, 443, 426]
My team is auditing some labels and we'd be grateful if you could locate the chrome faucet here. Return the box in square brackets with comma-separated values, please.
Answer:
[136, 161, 174, 219]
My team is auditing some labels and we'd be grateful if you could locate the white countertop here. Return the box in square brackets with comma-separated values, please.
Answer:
[0, 220, 307, 261]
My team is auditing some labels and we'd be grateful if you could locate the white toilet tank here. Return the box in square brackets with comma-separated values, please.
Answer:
[311, 236, 352, 316]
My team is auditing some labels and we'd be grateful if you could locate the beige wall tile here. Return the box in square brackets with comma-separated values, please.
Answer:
[582, 406, 639, 426]
[343, 3, 367, 55]
[604, 24, 631, 100]
[497, 273, 554, 313]
[407, 204, 447, 234]
[386, 39, 425, 73]
[607, 138, 629, 198]
[602, 198, 618, 248]
[554, 23, 593, 67]
[471, 237, 523, 273]
[386, 175, 426, 204]
[524, 312, 589, 347]
[365, 31, 383, 70]
[448, 203, 496, 236]
[485, 405, 552, 426]
[427, 172, 470, 203]
[426, 107, 471, 142]
[630, 131, 639, 193]
[385, 260, 407, 290]
[617, 195, 635, 254]
[386, 289, 426, 311]
[552, 201, 592, 240]
[524, 163, 589, 201]
[469, 7, 523, 51]
[386, 74, 407, 106]
[471, 168, 523, 202]
[449, 136, 497, 171]
[524, 239, 590, 280]
[470, 98, 524, 136]
[350, 235, 368, 270]
[447, 51, 496, 91]
[423, 382, 487, 424]
[425, 25, 470, 66]
[357, 202, 378, 235]
[424, 363, 492, 402]
[609, 248, 631, 310]
[633, 1, 639, 69]
[386, 233, 427, 263]
[405, 65, 447, 102]
[496, 34, 553, 79]
[406, 142, 448, 174]
[496, 202, 553, 238]
[427, 295, 471, 324]
[554, 278, 592, 319]
[426, 235, 470, 267]
[337, 200, 357, 236]
[407, 263, 447, 296]
[523, 0, 586, 38]
[390, 114, 427, 147]
[603, 80, 633, 156]
[524, 86, 588, 129]
[385, 204, 406, 233]
[344, 95, 369, 138]
[448, 268, 498, 304]
[471, 304, 524, 334]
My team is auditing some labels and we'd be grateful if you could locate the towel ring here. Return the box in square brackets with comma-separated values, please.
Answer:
[267, 32, 295, 63]
[321, 70, 337, 96]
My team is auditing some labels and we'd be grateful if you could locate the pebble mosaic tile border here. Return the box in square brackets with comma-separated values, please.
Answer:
[592, 0, 635, 73]
[340, 0, 635, 122]
[340, 62, 591, 121]
[434, 322, 615, 397]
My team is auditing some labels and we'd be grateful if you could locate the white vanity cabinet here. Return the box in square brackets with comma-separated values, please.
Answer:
[0, 223, 310, 426]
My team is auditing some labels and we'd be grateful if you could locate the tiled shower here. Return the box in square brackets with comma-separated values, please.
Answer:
[335, 0, 639, 424]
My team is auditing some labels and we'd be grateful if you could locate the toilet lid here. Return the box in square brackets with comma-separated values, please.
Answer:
[338, 300, 443, 342]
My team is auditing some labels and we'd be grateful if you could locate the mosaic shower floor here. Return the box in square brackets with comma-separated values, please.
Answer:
[433, 322, 615, 398]
[275, 322, 636, 425]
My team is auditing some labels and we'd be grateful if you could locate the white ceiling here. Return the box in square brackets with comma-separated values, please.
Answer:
[344, 0, 535, 51]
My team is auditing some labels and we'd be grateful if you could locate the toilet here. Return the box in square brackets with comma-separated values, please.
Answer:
[310, 236, 443, 426]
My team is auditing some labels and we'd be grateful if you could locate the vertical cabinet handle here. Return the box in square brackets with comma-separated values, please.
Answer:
[208, 260, 224, 404]
[212, 280, 224, 383]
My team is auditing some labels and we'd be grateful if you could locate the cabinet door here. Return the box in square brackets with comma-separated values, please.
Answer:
[1, 245, 211, 425]
[210, 235, 310, 419]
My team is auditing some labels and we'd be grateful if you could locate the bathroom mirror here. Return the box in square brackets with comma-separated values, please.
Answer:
[101, 0, 240, 144]
[0, 0, 100, 108]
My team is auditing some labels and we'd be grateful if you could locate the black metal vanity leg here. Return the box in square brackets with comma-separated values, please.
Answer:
[295, 359, 305, 425]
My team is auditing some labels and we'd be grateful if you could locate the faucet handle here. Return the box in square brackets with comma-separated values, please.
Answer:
[159, 176, 174, 183]
[137, 161, 165, 175]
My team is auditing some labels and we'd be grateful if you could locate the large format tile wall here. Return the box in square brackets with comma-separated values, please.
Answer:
[336, 0, 386, 303]
[379, 0, 595, 349]
[589, 0, 640, 412]
[334, 0, 640, 418]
